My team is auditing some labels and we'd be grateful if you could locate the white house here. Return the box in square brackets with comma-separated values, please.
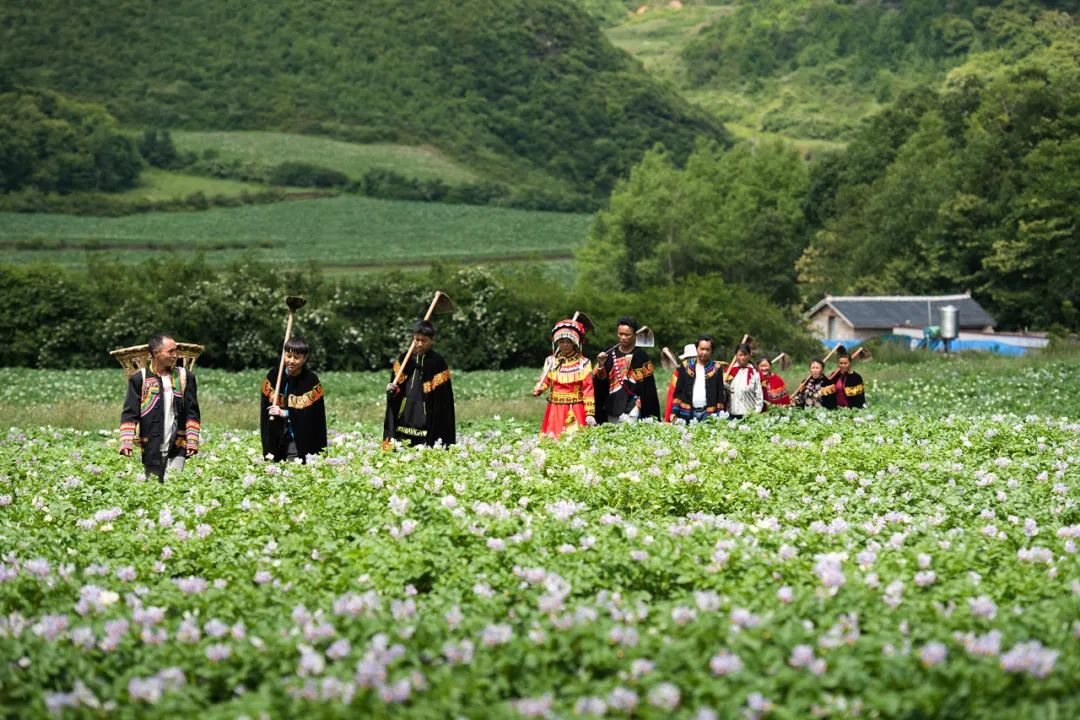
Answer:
[804, 293, 996, 342]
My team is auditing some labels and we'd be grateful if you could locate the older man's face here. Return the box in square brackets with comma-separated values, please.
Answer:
[152, 337, 178, 372]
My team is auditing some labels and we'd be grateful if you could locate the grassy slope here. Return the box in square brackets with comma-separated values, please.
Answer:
[171, 131, 481, 185]
[0, 196, 592, 268]
[602, 4, 851, 152]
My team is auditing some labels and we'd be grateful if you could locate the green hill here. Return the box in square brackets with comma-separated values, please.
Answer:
[0, 0, 727, 201]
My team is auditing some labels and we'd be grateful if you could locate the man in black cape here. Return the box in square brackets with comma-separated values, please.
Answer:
[260, 337, 328, 462]
[594, 316, 661, 424]
[383, 320, 456, 448]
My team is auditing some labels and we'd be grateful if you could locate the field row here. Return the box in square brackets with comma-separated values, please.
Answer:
[0, 196, 591, 268]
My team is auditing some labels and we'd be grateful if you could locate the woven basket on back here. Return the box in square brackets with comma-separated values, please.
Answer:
[109, 343, 205, 378]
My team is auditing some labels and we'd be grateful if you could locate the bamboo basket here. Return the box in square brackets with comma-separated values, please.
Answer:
[109, 343, 205, 378]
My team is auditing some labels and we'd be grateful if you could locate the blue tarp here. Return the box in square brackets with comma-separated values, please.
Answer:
[819, 337, 1035, 355]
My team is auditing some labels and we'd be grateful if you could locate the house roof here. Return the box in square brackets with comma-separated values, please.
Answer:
[805, 293, 996, 329]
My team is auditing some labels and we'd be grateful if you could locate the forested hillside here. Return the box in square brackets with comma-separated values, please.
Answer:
[594, 0, 1077, 146]
[577, 25, 1080, 330]
[0, 0, 726, 201]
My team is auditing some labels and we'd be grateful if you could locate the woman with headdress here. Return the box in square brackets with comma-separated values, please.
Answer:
[533, 319, 596, 438]
[757, 356, 791, 410]
[723, 341, 763, 419]
[792, 358, 828, 408]
[820, 349, 866, 409]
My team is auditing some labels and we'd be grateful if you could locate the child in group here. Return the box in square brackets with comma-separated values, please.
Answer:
[260, 337, 327, 462]
[533, 319, 596, 438]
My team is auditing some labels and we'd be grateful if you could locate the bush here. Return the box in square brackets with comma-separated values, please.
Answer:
[268, 162, 349, 188]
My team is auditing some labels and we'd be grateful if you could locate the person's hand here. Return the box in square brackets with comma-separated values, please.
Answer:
[585, 416, 597, 427]
[532, 387, 542, 397]
[596, 351, 608, 364]
[386, 382, 400, 395]
[267, 405, 285, 417]
[119, 447, 132, 457]
[186, 448, 198, 458]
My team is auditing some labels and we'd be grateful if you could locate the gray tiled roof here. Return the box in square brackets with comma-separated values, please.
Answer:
[807, 294, 996, 329]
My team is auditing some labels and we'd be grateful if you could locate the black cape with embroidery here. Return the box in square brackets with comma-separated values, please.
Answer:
[669, 359, 728, 421]
[383, 349, 456, 447]
[820, 370, 866, 409]
[260, 366, 328, 461]
[593, 346, 661, 424]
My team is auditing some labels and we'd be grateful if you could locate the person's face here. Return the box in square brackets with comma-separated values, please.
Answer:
[412, 333, 433, 356]
[556, 338, 576, 356]
[810, 361, 824, 379]
[285, 351, 308, 376]
[735, 349, 750, 366]
[757, 359, 771, 376]
[616, 325, 635, 351]
[838, 356, 851, 374]
[152, 337, 177, 372]
[696, 341, 712, 365]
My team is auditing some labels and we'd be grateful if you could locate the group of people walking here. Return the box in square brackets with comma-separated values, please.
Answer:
[117, 316, 866, 479]
[531, 316, 866, 439]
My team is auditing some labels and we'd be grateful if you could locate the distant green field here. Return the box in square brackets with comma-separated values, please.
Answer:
[116, 168, 291, 202]
[172, 131, 481, 185]
[0, 195, 592, 268]
[604, 5, 732, 85]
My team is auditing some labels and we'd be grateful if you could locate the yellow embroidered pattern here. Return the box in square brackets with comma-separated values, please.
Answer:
[288, 384, 324, 410]
[423, 370, 451, 394]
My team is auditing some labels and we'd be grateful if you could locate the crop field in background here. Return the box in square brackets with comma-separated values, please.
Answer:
[0, 350, 1078, 717]
[115, 168, 293, 203]
[171, 131, 481, 185]
[0, 196, 592, 269]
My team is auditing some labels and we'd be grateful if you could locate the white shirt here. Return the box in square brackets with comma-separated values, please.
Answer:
[692, 364, 707, 408]
[160, 373, 175, 454]
[725, 366, 763, 417]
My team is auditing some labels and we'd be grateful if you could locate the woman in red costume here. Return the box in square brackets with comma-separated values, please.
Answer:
[532, 319, 596, 438]
[757, 356, 791, 410]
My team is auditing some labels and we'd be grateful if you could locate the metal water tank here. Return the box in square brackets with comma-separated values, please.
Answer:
[940, 305, 959, 340]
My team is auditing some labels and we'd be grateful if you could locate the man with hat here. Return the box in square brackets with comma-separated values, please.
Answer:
[532, 318, 595, 438]
[667, 335, 728, 422]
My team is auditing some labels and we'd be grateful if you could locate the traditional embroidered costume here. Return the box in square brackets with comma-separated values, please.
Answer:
[760, 371, 791, 409]
[724, 364, 763, 418]
[534, 319, 595, 438]
[669, 357, 728, 422]
[119, 366, 200, 480]
[594, 346, 660, 423]
[260, 366, 327, 462]
[820, 369, 866, 409]
[384, 349, 456, 447]
[793, 375, 829, 408]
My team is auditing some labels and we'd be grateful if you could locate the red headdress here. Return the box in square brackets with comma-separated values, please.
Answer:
[551, 319, 586, 351]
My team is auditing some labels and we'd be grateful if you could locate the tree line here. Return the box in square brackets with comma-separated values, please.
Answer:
[0, 258, 817, 372]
